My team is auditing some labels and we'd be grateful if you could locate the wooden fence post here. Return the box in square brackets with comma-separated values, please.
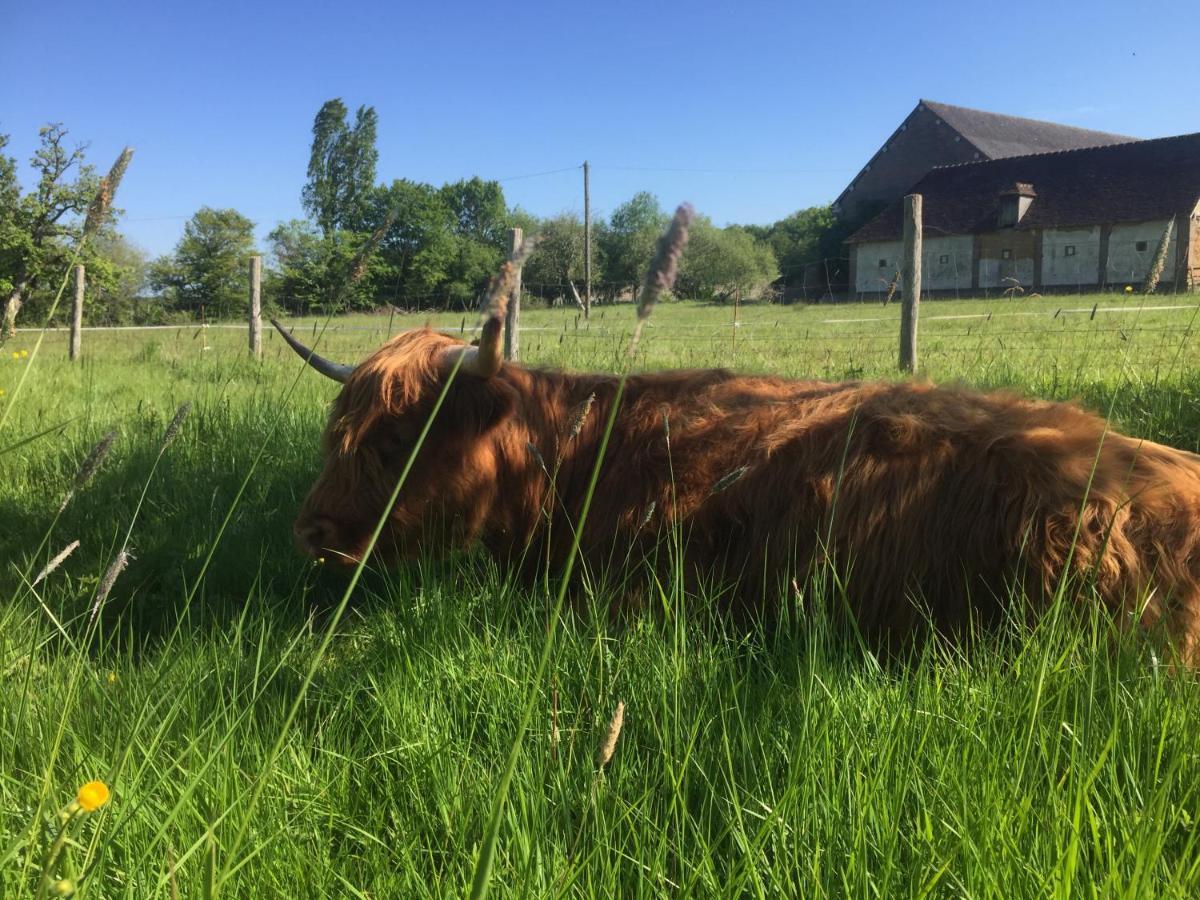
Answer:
[504, 227, 522, 361]
[248, 255, 262, 358]
[899, 193, 922, 373]
[69, 264, 84, 361]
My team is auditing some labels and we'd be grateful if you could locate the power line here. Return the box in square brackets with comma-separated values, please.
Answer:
[592, 164, 856, 175]
[496, 165, 581, 182]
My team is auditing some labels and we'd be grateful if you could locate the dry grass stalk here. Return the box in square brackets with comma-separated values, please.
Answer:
[1143, 218, 1176, 295]
[160, 401, 193, 450]
[90, 550, 131, 622]
[83, 147, 134, 239]
[59, 430, 117, 513]
[33, 540, 80, 586]
[596, 699, 625, 768]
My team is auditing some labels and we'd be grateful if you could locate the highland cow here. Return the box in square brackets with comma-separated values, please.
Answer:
[274, 299, 1200, 664]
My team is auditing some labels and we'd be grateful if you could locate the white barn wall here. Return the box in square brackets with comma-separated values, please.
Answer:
[855, 237, 973, 292]
[1106, 220, 1177, 284]
[1042, 227, 1101, 287]
[979, 257, 1034, 289]
[921, 236, 974, 290]
[855, 241, 903, 292]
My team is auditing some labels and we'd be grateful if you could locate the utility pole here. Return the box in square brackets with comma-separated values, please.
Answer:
[583, 160, 592, 319]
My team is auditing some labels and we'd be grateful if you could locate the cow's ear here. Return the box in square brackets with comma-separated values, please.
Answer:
[449, 377, 518, 436]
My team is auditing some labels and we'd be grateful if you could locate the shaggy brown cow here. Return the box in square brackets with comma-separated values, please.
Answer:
[274, 307, 1200, 663]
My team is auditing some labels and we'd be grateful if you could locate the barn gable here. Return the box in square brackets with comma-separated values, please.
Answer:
[833, 100, 1136, 228]
[845, 132, 1200, 295]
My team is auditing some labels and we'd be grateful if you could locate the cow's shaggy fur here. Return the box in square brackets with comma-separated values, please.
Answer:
[294, 328, 1200, 663]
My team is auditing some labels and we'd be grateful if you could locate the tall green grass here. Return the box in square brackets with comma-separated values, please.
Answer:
[2, 292, 1200, 896]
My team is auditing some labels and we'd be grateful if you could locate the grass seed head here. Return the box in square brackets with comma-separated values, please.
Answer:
[33, 540, 80, 587]
[597, 699, 625, 768]
[60, 431, 117, 513]
[91, 550, 132, 622]
[526, 441, 549, 475]
[567, 392, 595, 441]
[83, 147, 133, 239]
[636, 204, 695, 323]
[160, 401, 193, 449]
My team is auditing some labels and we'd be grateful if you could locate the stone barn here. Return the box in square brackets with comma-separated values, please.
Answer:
[845, 132, 1200, 297]
[832, 100, 1135, 232]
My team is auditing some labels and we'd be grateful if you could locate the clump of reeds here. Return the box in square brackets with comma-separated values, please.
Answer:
[59, 431, 117, 513]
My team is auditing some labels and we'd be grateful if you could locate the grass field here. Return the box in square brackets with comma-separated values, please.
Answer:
[3, 292, 1200, 897]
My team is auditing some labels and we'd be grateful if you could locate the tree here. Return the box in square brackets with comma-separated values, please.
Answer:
[150, 207, 255, 319]
[0, 125, 101, 337]
[81, 234, 151, 324]
[266, 219, 380, 314]
[761, 205, 838, 287]
[677, 219, 778, 301]
[302, 99, 379, 237]
[367, 179, 457, 305]
[599, 192, 667, 299]
[439, 177, 508, 247]
[521, 213, 591, 303]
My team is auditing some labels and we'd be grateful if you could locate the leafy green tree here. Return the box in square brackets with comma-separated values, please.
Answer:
[150, 207, 256, 319]
[266, 219, 380, 314]
[522, 212, 591, 303]
[367, 179, 457, 305]
[0, 125, 101, 337]
[80, 234, 151, 324]
[599, 192, 667, 299]
[677, 219, 778, 301]
[302, 99, 379, 237]
[761, 205, 837, 285]
[439, 177, 508, 247]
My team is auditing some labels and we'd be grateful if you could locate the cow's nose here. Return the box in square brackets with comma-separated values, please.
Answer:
[294, 516, 339, 557]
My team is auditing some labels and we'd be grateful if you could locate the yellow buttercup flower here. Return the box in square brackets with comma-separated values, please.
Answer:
[10, 351, 19, 360]
[76, 780, 110, 812]
[20, 349, 28, 358]
[106, 671, 117, 684]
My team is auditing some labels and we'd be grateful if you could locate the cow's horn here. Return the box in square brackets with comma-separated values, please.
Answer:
[270, 318, 355, 383]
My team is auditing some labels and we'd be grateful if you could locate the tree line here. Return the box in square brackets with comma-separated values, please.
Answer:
[0, 102, 847, 329]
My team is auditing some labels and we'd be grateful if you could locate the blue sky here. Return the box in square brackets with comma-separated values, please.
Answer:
[2, 0, 1196, 257]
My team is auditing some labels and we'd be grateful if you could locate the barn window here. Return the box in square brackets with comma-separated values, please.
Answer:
[939, 254, 950, 264]
[1064, 245, 1076, 257]
[1135, 240, 1149, 252]
[878, 258, 888, 267]
[1001, 249, 1013, 260]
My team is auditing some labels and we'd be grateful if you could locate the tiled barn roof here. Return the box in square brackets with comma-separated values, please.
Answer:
[847, 132, 1200, 243]
[921, 100, 1137, 159]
